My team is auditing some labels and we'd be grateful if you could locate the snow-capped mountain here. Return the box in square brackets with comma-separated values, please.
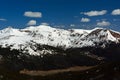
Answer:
[0, 25, 120, 55]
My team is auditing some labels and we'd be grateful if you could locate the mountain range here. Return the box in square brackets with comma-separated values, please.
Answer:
[0, 25, 120, 55]
[0, 25, 120, 70]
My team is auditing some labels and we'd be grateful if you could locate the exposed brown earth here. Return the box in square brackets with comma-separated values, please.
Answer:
[20, 66, 94, 76]
[109, 30, 120, 38]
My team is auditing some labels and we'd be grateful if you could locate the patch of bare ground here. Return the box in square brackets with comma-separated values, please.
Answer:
[20, 66, 94, 76]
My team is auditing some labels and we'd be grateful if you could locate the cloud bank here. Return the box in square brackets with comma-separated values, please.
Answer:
[24, 11, 42, 18]
[81, 18, 90, 22]
[81, 10, 107, 16]
[41, 23, 49, 26]
[97, 21, 111, 27]
[0, 18, 7, 21]
[112, 9, 120, 15]
[27, 20, 36, 26]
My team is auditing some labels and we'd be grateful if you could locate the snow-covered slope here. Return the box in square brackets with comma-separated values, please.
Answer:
[0, 25, 120, 55]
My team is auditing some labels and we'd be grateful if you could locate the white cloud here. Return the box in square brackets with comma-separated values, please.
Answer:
[27, 20, 36, 26]
[81, 10, 107, 16]
[24, 11, 42, 18]
[0, 18, 7, 21]
[81, 18, 90, 22]
[97, 21, 111, 27]
[70, 24, 75, 27]
[112, 9, 120, 15]
[41, 22, 49, 26]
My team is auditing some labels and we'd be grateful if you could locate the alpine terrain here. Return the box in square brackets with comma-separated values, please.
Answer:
[0, 25, 120, 80]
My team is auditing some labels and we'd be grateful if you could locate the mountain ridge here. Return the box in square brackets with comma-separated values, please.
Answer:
[0, 25, 120, 55]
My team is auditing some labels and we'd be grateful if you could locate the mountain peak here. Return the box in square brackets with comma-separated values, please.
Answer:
[1, 26, 14, 33]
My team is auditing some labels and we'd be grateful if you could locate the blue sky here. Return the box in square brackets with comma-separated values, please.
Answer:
[0, 0, 120, 31]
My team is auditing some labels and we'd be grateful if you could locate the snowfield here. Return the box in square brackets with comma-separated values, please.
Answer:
[0, 25, 120, 55]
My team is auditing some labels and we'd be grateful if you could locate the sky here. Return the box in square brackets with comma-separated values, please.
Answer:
[0, 0, 120, 31]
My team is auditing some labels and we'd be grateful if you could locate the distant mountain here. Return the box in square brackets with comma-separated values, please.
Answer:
[0, 25, 120, 56]
[0, 25, 120, 70]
